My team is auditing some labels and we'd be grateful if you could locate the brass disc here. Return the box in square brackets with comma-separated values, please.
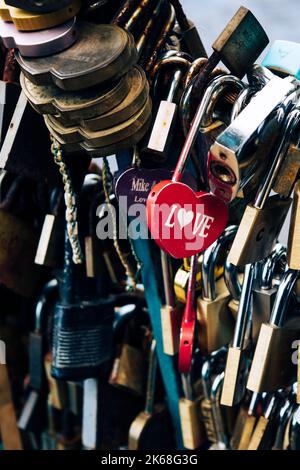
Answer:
[16, 22, 138, 91]
[54, 65, 149, 130]
[0, 0, 81, 31]
[20, 71, 131, 121]
[45, 97, 152, 146]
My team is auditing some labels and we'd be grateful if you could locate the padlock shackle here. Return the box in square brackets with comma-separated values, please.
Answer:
[224, 260, 242, 301]
[181, 372, 193, 401]
[247, 64, 274, 89]
[202, 225, 238, 300]
[201, 347, 227, 399]
[144, 339, 157, 414]
[210, 372, 229, 447]
[255, 98, 300, 209]
[232, 263, 255, 349]
[260, 243, 286, 290]
[35, 279, 58, 332]
[173, 75, 242, 182]
[160, 251, 175, 308]
[269, 269, 299, 327]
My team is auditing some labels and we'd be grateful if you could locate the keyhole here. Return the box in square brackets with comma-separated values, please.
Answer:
[256, 228, 265, 242]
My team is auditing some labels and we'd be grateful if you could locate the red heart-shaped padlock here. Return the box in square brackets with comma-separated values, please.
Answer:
[146, 181, 228, 258]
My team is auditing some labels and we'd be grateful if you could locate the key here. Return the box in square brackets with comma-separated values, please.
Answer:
[16, 23, 137, 90]
[262, 40, 300, 80]
[227, 100, 300, 266]
[0, 0, 81, 31]
[169, 0, 206, 59]
[247, 270, 300, 393]
[209, 75, 296, 202]
[221, 263, 255, 407]
[197, 225, 237, 354]
[5, 0, 74, 13]
[288, 179, 300, 269]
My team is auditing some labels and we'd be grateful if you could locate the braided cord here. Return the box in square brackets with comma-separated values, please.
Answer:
[50, 137, 84, 265]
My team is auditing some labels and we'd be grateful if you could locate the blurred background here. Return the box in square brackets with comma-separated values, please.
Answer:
[183, 0, 298, 55]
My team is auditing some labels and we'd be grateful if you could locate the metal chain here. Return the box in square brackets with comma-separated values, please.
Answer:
[50, 136, 84, 265]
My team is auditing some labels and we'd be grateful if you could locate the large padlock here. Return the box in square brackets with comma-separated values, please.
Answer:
[247, 269, 300, 393]
[51, 233, 115, 381]
[209, 75, 296, 203]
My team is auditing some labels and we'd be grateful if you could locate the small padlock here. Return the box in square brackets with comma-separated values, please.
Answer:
[109, 303, 147, 396]
[142, 56, 190, 162]
[230, 392, 262, 450]
[221, 263, 256, 407]
[179, 371, 206, 450]
[197, 225, 237, 354]
[247, 393, 281, 450]
[247, 269, 300, 393]
[252, 244, 286, 343]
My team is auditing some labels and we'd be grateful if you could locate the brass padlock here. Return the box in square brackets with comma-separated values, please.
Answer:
[197, 225, 237, 354]
[221, 263, 255, 407]
[179, 372, 206, 450]
[160, 251, 182, 355]
[252, 244, 286, 343]
[230, 392, 262, 450]
[247, 393, 280, 450]
[288, 179, 300, 270]
[247, 269, 300, 393]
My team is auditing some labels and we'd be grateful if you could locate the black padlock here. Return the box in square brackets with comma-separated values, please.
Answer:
[29, 279, 58, 392]
[51, 231, 115, 381]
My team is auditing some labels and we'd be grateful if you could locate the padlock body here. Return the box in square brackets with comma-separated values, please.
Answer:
[51, 299, 115, 380]
[247, 322, 300, 392]
[109, 343, 145, 396]
[212, 6, 269, 78]
[228, 195, 291, 266]
[179, 397, 206, 449]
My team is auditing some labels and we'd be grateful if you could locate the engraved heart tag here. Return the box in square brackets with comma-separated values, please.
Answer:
[146, 181, 228, 258]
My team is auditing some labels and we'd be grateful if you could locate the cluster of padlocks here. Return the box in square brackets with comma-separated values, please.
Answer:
[0, 0, 299, 452]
